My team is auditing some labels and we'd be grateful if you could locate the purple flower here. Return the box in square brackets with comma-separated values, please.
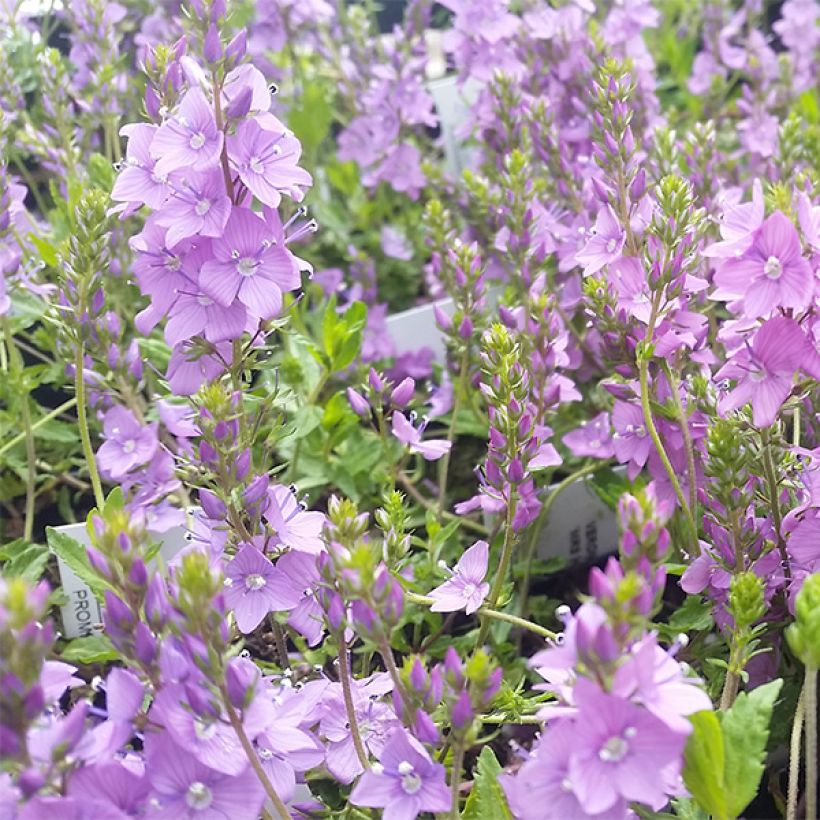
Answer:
[224, 545, 301, 633]
[151, 87, 224, 175]
[264, 484, 326, 554]
[714, 211, 814, 317]
[612, 400, 651, 480]
[715, 317, 810, 428]
[228, 119, 312, 207]
[429, 540, 490, 615]
[199, 207, 300, 320]
[275, 551, 325, 645]
[381, 225, 413, 261]
[155, 170, 231, 247]
[371, 143, 426, 199]
[576, 206, 625, 276]
[563, 412, 615, 459]
[112, 123, 174, 214]
[67, 760, 150, 816]
[566, 680, 686, 814]
[96, 406, 158, 482]
[391, 412, 451, 461]
[145, 733, 264, 820]
[349, 728, 451, 819]
[703, 181, 764, 260]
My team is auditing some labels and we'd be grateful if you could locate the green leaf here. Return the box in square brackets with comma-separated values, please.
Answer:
[60, 634, 120, 664]
[287, 81, 333, 158]
[683, 710, 728, 820]
[46, 527, 108, 599]
[28, 233, 58, 267]
[1, 542, 49, 583]
[721, 678, 783, 818]
[88, 153, 115, 192]
[462, 747, 513, 820]
[666, 595, 714, 633]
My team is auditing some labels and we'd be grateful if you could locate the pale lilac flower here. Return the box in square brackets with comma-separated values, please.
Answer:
[96, 406, 158, 482]
[429, 540, 490, 615]
[264, 484, 326, 554]
[112, 123, 173, 214]
[391, 412, 452, 461]
[716, 317, 811, 428]
[371, 143, 426, 199]
[224, 545, 301, 633]
[155, 171, 231, 247]
[703, 181, 764, 259]
[381, 225, 413, 261]
[199, 207, 300, 320]
[563, 412, 615, 460]
[713, 211, 814, 317]
[67, 760, 150, 817]
[349, 728, 451, 819]
[612, 400, 651, 479]
[228, 119, 312, 207]
[275, 551, 325, 645]
[151, 87, 224, 175]
[577, 206, 625, 275]
[145, 733, 264, 820]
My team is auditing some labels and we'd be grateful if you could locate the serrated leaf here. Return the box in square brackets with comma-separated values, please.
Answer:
[667, 595, 714, 633]
[88, 153, 115, 191]
[721, 678, 782, 818]
[683, 710, 728, 820]
[46, 527, 108, 599]
[60, 634, 119, 664]
[462, 747, 512, 819]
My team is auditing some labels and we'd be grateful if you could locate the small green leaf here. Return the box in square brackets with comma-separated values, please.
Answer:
[88, 153, 115, 191]
[667, 595, 714, 633]
[2, 542, 49, 583]
[60, 634, 119, 664]
[721, 678, 783, 818]
[46, 527, 108, 599]
[683, 710, 728, 820]
[462, 747, 513, 819]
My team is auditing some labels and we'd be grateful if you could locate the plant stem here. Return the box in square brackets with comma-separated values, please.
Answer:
[806, 667, 817, 820]
[449, 742, 465, 819]
[74, 337, 105, 509]
[787, 686, 805, 820]
[397, 471, 489, 536]
[338, 636, 369, 771]
[661, 361, 698, 521]
[3, 319, 37, 541]
[638, 298, 697, 551]
[221, 690, 290, 820]
[475, 493, 517, 648]
[518, 462, 602, 622]
[378, 638, 405, 698]
[719, 668, 740, 711]
[0, 398, 78, 460]
[405, 591, 556, 640]
[438, 348, 470, 511]
[761, 429, 790, 580]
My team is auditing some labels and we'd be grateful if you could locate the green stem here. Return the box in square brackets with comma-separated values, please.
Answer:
[0, 398, 79, 460]
[475, 494, 518, 649]
[338, 636, 369, 771]
[3, 319, 36, 541]
[378, 638, 405, 699]
[449, 742, 465, 819]
[221, 691, 290, 820]
[397, 471, 489, 536]
[437, 348, 470, 511]
[405, 591, 556, 640]
[638, 298, 697, 551]
[806, 667, 817, 820]
[661, 361, 698, 521]
[74, 338, 105, 509]
[761, 429, 790, 580]
[787, 686, 805, 820]
[518, 462, 603, 622]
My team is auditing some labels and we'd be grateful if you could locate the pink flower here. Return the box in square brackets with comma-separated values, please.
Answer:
[391, 412, 451, 461]
[713, 211, 814, 317]
[429, 541, 490, 615]
[576, 206, 625, 276]
[151, 87, 224, 175]
[612, 400, 651, 479]
[715, 316, 810, 428]
[228, 119, 312, 207]
[199, 207, 300, 320]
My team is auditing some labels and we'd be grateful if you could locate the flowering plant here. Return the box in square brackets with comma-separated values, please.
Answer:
[1, 0, 819, 819]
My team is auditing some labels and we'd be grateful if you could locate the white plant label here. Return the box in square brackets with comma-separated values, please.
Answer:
[53, 521, 190, 639]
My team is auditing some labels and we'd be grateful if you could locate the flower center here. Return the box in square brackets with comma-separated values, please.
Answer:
[398, 761, 422, 794]
[245, 573, 266, 590]
[599, 735, 629, 763]
[560, 777, 573, 793]
[185, 782, 213, 810]
[198, 295, 213, 307]
[167, 256, 182, 272]
[193, 719, 217, 740]
[189, 132, 206, 150]
[606, 238, 618, 253]
[258, 747, 274, 761]
[122, 439, 136, 454]
[249, 156, 264, 174]
[237, 258, 257, 277]
[195, 199, 211, 217]
[750, 366, 767, 382]
[763, 255, 782, 279]
[462, 582, 476, 597]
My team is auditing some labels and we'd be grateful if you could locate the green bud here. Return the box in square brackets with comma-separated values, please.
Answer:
[729, 572, 766, 630]
[787, 573, 820, 669]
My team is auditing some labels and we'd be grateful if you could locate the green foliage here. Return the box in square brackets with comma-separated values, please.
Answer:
[0, 539, 49, 583]
[462, 747, 513, 820]
[60, 634, 120, 664]
[45, 526, 108, 599]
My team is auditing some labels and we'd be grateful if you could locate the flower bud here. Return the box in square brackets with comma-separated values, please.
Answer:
[787, 573, 820, 669]
[390, 378, 415, 408]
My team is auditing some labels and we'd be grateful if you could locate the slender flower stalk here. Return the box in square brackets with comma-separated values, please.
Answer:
[0, 397, 79, 460]
[787, 688, 805, 820]
[338, 636, 369, 771]
[806, 668, 817, 820]
[449, 741, 465, 819]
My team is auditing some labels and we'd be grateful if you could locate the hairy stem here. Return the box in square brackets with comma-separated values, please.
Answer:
[74, 339, 105, 509]
[397, 471, 489, 536]
[787, 686, 805, 820]
[338, 636, 369, 770]
[221, 690, 290, 820]
[661, 361, 698, 521]
[761, 429, 790, 580]
[806, 667, 817, 820]
[449, 742, 465, 819]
